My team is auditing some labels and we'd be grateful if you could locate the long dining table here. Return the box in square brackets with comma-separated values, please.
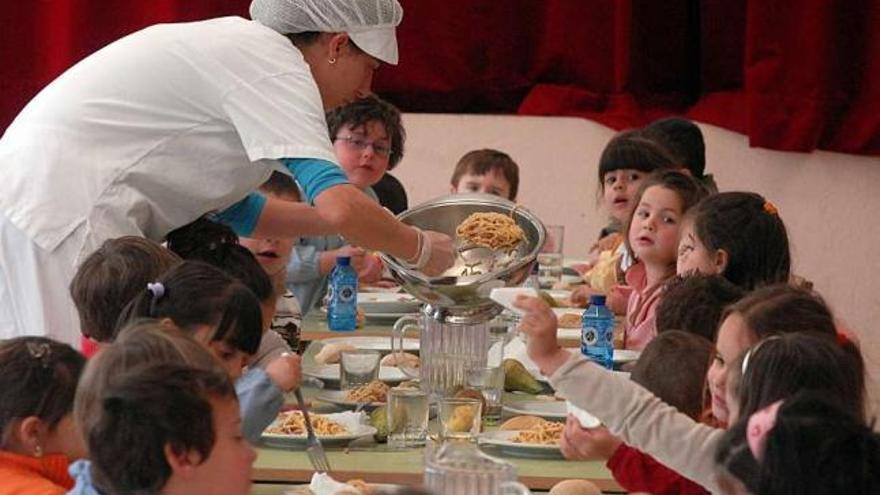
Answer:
[252, 389, 623, 493]
[251, 309, 625, 494]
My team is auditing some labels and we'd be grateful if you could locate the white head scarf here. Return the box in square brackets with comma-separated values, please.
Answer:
[250, 0, 404, 65]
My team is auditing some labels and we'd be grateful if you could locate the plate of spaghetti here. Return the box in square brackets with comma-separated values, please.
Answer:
[261, 411, 376, 448]
[479, 420, 565, 459]
[316, 382, 389, 410]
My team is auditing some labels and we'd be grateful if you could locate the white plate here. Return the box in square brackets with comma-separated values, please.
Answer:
[316, 389, 386, 410]
[526, 353, 638, 383]
[319, 336, 419, 353]
[566, 401, 601, 428]
[303, 364, 410, 384]
[285, 483, 403, 495]
[502, 400, 567, 420]
[358, 292, 421, 314]
[261, 412, 377, 448]
[489, 287, 539, 315]
[614, 349, 641, 364]
[479, 430, 563, 459]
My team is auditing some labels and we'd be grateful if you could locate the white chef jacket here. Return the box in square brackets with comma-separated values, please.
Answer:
[0, 17, 338, 344]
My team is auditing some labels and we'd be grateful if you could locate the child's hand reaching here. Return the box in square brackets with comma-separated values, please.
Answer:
[513, 295, 572, 377]
[265, 352, 302, 393]
[356, 253, 385, 283]
[559, 416, 622, 461]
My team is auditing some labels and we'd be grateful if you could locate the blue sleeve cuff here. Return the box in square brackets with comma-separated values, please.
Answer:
[287, 244, 322, 283]
[235, 368, 283, 443]
[282, 158, 349, 204]
[214, 192, 267, 237]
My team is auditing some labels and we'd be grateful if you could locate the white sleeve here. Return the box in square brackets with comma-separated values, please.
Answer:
[221, 69, 337, 164]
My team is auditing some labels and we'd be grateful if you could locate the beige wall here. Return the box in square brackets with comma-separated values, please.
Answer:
[393, 113, 880, 410]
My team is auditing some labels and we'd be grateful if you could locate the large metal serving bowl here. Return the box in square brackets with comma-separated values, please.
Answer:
[380, 193, 546, 318]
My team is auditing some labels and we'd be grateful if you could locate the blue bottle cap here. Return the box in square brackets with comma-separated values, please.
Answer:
[336, 256, 351, 266]
[589, 294, 607, 306]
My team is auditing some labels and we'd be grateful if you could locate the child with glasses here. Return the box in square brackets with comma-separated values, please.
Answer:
[288, 95, 406, 313]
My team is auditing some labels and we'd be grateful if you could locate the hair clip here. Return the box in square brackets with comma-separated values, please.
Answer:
[763, 201, 778, 216]
[747, 400, 783, 461]
[147, 282, 165, 317]
[740, 335, 782, 375]
[25, 341, 52, 368]
[147, 282, 165, 299]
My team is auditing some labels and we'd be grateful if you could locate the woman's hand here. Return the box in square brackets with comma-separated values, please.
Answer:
[265, 352, 302, 393]
[513, 295, 571, 377]
[559, 416, 622, 461]
[419, 230, 454, 276]
[356, 253, 385, 283]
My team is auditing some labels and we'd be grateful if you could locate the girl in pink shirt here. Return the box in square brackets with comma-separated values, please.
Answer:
[621, 171, 706, 350]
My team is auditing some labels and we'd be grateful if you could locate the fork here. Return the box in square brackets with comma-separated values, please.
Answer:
[293, 388, 331, 473]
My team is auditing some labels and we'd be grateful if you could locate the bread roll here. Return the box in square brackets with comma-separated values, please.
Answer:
[314, 343, 357, 365]
[380, 352, 420, 368]
[557, 313, 582, 328]
[548, 479, 603, 495]
[499, 415, 545, 431]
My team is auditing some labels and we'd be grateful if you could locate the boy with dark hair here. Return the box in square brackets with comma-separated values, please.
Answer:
[643, 117, 717, 192]
[656, 273, 745, 342]
[450, 149, 520, 201]
[73, 362, 254, 494]
[70, 236, 181, 355]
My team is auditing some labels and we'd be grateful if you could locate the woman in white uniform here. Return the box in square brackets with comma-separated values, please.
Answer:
[0, 0, 453, 346]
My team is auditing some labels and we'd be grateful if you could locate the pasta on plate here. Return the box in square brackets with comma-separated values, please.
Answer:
[512, 419, 565, 445]
[266, 411, 348, 436]
[344, 380, 389, 403]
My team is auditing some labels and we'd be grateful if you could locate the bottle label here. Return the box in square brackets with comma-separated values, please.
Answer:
[338, 285, 355, 303]
[583, 326, 600, 346]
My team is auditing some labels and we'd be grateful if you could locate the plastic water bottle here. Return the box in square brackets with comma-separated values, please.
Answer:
[327, 256, 358, 331]
[581, 294, 614, 369]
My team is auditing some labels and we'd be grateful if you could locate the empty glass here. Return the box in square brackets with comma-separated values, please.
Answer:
[439, 397, 483, 441]
[339, 349, 380, 390]
[386, 387, 429, 448]
[537, 225, 564, 288]
[466, 366, 505, 425]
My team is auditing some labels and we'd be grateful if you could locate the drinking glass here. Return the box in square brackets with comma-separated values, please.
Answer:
[339, 349, 380, 390]
[537, 225, 564, 288]
[386, 387, 430, 448]
[466, 366, 504, 425]
[438, 397, 483, 441]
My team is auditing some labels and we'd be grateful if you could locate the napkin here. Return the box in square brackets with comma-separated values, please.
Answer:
[316, 411, 368, 432]
[306, 472, 359, 495]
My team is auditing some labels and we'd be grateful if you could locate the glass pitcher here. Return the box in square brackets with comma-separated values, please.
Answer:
[424, 440, 531, 495]
[392, 307, 490, 400]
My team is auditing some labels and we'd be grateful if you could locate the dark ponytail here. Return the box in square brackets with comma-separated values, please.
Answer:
[117, 261, 263, 354]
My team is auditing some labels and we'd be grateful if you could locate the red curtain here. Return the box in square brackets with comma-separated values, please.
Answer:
[2, 0, 877, 155]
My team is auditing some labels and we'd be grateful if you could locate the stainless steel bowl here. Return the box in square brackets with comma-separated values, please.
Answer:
[380, 193, 546, 319]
